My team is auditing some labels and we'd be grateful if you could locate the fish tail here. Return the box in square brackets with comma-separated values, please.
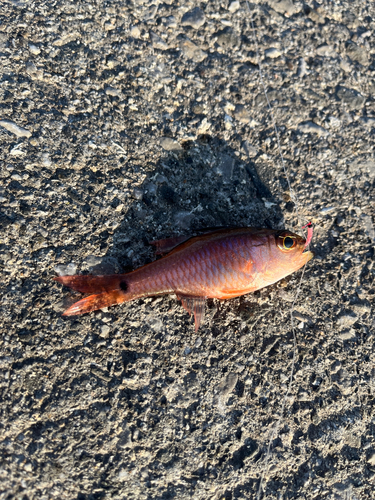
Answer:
[54, 274, 127, 294]
[54, 274, 136, 316]
[62, 290, 131, 316]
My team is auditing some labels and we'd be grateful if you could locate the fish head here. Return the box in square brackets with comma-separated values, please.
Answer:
[268, 229, 314, 278]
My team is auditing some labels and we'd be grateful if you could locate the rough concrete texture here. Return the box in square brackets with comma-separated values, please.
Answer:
[1, 0, 375, 499]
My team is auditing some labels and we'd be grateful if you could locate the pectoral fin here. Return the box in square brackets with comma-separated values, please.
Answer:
[177, 295, 206, 332]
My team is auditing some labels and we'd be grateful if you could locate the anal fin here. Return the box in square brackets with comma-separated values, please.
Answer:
[177, 295, 206, 332]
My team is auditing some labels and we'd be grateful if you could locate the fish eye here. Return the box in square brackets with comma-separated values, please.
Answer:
[276, 233, 297, 252]
[283, 236, 295, 249]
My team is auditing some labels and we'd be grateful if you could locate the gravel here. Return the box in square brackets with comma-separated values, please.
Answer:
[1, 1, 375, 499]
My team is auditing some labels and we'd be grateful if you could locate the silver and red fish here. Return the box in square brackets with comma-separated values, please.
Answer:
[54, 225, 314, 331]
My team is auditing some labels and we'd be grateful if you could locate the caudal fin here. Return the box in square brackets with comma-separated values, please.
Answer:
[54, 273, 133, 316]
[54, 274, 126, 294]
[62, 290, 129, 316]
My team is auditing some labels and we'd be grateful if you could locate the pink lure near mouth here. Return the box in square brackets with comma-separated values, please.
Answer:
[302, 222, 313, 248]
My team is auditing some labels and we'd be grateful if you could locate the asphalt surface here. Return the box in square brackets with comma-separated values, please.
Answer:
[1, 0, 374, 499]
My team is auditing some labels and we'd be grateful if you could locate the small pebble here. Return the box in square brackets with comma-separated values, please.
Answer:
[25, 61, 43, 79]
[84, 255, 102, 267]
[41, 153, 52, 167]
[216, 373, 238, 401]
[163, 16, 177, 29]
[228, 1, 240, 13]
[159, 137, 183, 151]
[234, 104, 251, 124]
[100, 325, 110, 339]
[181, 7, 205, 29]
[215, 155, 234, 183]
[316, 45, 336, 57]
[144, 182, 157, 195]
[326, 116, 341, 129]
[52, 33, 80, 47]
[320, 206, 336, 214]
[351, 301, 372, 316]
[10, 146, 26, 157]
[265, 47, 282, 59]
[242, 141, 258, 158]
[297, 121, 328, 137]
[216, 27, 239, 49]
[149, 317, 163, 332]
[149, 31, 168, 50]
[340, 58, 352, 72]
[105, 86, 121, 97]
[293, 311, 312, 323]
[346, 41, 369, 66]
[221, 19, 232, 28]
[0, 120, 32, 138]
[198, 117, 211, 134]
[142, 4, 158, 22]
[336, 86, 366, 110]
[224, 114, 233, 130]
[178, 35, 207, 62]
[270, 0, 297, 16]
[336, 311, 358, 328]
[133, 188, 144, 200]
[174, 211, 194, 230]
[192, 104, 205, 114]
[360, 117, 375, 128]
[297, 58, 307, 77]
[348, 159, 375, 178]
[367, 453, 375, 466]
[338, 330, 357, 341]
[54, 263, 77, 276]
[361, 215, 375, 242]
[129, 25, 141, 38]
[155, 174, 169, 184]
[118, 469, 130, 481]
[195, 337, 202, 348]
[28, 44, 40, 55]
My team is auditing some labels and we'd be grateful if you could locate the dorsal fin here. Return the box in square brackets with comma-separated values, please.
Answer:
[150, 235, 192, 255]
[150, 226, 242, 256]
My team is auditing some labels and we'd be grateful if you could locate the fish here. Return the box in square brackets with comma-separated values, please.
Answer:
[54, 226, 313, 331]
